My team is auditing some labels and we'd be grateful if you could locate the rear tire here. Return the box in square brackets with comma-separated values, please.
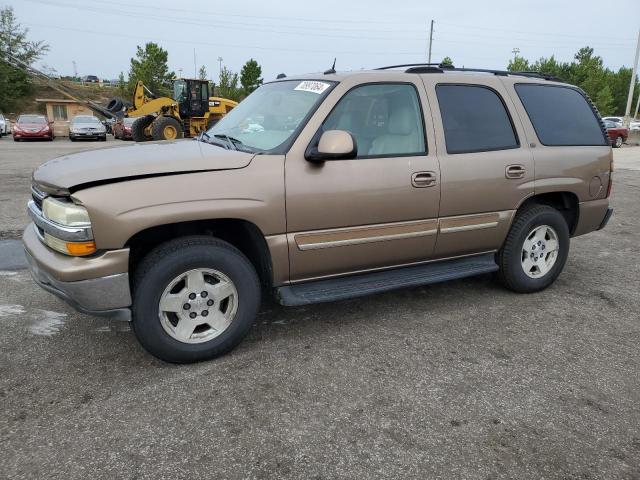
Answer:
[614, 135, 623, 148]
[151, 116, 184, 141]
[497, 205, 570, 293]
[131, 115, 154, 142]
[132, 236, 261, 363]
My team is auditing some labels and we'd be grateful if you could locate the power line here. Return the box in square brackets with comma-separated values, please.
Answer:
[22, 0, 426, 42]
[36, 0, 425, 26]
[23, 22, 424, 56]
[437, 21, 636, 42]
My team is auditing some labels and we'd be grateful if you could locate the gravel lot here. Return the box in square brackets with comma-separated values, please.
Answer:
[1, 138, 639, 479]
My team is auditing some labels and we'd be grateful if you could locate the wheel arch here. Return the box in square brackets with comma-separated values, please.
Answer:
[516, 191, 579, 235]
[126, 218, 274, 292]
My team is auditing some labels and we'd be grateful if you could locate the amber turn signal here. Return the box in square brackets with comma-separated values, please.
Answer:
[66, 241, 97, 256]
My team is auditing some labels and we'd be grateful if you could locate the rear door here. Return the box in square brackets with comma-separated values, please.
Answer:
[421, 75, 534, 258]
[284, 76, 441, 282]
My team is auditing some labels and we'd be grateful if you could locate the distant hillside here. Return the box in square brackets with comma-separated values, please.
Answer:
[5, 81, 118, 119]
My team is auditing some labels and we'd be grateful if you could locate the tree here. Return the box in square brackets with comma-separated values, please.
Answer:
[127, 42, 174, 97]
[0, 6, 49, 111]
[441, 56, 453, 66]
[507, 55, 530, 72]
[116, 72, 128, 98]
[240, 58, 263, 95]
[198, 65, 207, 81]
[218, 65, 241, 101]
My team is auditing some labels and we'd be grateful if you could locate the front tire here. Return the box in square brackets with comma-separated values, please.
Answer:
[131, 115, 154, 142]
[132, 236, 261, 363]
[497, 205, 570, 293]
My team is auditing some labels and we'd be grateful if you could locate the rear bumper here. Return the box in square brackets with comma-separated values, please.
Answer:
[597, 207, 614, 230]
[573, 199, 610, 236]
[23, 224, 132, 320]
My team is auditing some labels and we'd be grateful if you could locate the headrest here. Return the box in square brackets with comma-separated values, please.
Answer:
[388, 106, 415, 135]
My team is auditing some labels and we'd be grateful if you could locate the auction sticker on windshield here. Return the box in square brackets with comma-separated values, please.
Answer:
[294, 81, 331, 94]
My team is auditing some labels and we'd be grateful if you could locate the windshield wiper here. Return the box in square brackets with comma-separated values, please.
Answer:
[196, 131, 231, 149]
[213, 134, 239, 151]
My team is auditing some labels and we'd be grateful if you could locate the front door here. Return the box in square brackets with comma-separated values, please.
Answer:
[285, 78, 441, 282]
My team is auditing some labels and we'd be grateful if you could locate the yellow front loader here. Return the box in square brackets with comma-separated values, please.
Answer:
[106, 79, 237, 142]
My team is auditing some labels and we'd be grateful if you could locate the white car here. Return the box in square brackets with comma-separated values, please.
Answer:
[69, 115, 107, 141]
[0, 113, 9, 136]
[630, 120, 640, 131]
[602, 116, 623, 126]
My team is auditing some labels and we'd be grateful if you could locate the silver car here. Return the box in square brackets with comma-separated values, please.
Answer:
[0, 113, 9, 136]
[69, 115, 107, 142]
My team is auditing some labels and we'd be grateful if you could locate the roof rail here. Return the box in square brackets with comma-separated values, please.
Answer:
[375, 63, 444, 70]
[383, 63, 563, 82]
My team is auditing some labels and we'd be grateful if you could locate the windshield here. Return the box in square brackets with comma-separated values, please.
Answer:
[604, 120, 616, 128]
[206, 80, 335, 152]
[123, 117, 136, 125]
[18, 115, 46, 124]
[174, 79, 187, 103]
[72, 116, 100, 124]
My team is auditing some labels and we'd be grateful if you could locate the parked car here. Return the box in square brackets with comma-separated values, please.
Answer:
[69, 115, 107, 141]
[0, 113, 9, 136]
[12, 114, 54, 141]
[24, 66, 613, 363]
[604, 120, 628, 148]
[103, 118, 114, 134]
[113, 117, 136, 140]
[630, 120, 640, 131]
[602, 116, 623, 126]
[82, 75, 99, 84]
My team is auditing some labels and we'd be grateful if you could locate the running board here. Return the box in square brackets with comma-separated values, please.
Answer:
[276, 253, 498, 306]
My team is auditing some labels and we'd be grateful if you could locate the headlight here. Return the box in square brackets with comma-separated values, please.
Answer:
[42, 197, 91, 226]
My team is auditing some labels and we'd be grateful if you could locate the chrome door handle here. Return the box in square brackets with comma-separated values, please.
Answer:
[505, 164, 526, 179]
[411, 171, 437, 188]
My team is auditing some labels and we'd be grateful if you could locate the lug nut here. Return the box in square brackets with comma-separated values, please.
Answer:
[189, 293, 196, 300]
[201, 291, 208, 298]
[201, 310, 209, 317]
[189, 312, 197, 319]
[183, 303, 191, 310]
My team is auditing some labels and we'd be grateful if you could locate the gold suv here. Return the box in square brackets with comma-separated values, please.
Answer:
[24, 64, 613, 362]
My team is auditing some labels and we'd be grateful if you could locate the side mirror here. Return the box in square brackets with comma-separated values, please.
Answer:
[306, 130, 357, 162]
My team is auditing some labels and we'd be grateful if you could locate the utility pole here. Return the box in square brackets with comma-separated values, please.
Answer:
[193, 48, 197, 78]
[624, 29, 640, 126]
[427, 20, 434, 63]
[217, 56, 223, 75]
[634, 92, 640, 120]
[512, 47, 520, 61]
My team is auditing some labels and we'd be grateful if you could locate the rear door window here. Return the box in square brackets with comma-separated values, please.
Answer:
[515, 84, 607, 146]
[436, 84, 519, 154]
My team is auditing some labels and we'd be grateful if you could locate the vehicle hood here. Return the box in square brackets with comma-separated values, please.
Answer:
[71, 122, 105, 129]
[33, 140, 255, 193]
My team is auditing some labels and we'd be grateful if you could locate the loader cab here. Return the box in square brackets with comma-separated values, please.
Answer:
[173, 79, 209, 118]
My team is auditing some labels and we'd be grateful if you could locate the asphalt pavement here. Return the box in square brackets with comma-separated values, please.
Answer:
[0, 138, 639, 479]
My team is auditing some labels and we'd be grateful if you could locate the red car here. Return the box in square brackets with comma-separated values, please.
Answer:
[604, 120, 628, 148]
[113, 117, 136, 140]
[13, 114, 54, 141]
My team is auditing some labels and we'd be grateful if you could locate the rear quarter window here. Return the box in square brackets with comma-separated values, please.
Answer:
[515, 84, 607, 146]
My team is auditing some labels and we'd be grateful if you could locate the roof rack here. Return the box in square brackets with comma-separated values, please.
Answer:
[376, 63, 446, 70]
[375, 63, 563, 82]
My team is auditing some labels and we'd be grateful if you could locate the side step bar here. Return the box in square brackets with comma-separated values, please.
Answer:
[276, 253, 498, 306]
